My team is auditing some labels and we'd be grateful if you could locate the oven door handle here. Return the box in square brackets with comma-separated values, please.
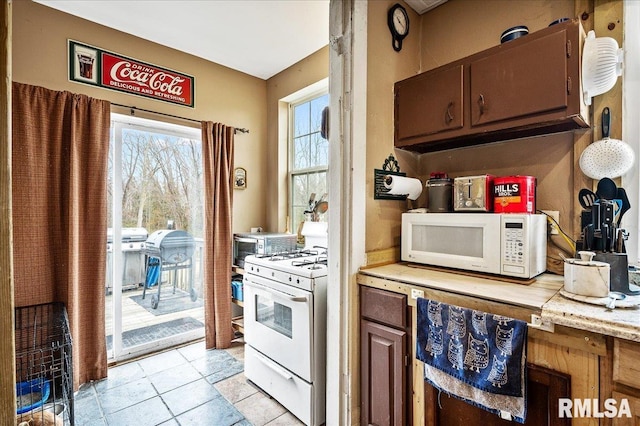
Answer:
[244, 280, 308, 303]
[254, 351, 293, 381]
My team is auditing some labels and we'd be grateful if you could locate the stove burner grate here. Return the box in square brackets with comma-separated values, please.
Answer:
[255, 248, 324, 262]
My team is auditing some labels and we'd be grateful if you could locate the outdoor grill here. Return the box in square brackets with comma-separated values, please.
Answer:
[143, 229, 197, 309]
[106, 227, 148, 293]
[144, 230, 195, 264]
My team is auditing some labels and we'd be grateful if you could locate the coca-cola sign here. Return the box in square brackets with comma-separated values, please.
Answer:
[69, 40, 195, 108]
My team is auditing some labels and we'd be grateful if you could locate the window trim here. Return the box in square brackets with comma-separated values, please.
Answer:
[287, 90, 329, 230]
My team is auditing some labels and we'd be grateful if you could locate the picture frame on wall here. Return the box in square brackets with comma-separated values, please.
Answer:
[234, 167, 247, 190]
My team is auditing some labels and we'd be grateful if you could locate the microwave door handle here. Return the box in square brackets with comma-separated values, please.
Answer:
[254, 351, 293, 380]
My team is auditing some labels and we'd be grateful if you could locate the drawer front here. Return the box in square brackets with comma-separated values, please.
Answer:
[613, 339, 640, 389]
[245, 345, 318, 425]
[360, 286, 407, 329]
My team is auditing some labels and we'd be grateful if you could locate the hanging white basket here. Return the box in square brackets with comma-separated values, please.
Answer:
[582, 30, 623, 106]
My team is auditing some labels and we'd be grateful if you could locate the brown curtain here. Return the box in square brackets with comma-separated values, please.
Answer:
[201, 121, 234, 349]
[12, 82, 110, 388]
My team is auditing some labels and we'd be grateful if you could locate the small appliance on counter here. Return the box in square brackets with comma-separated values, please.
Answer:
[453, 174, 495, 212]
[401, 212, 547, 279]
[233, 232, 298, 268]
[426, 172, 453, 212]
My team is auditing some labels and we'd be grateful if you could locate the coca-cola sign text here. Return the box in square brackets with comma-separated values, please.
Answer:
[68, 40, 195, 108]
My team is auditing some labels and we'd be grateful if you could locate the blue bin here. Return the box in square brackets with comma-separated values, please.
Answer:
[16, 378, 50, 414]
[231, 280, 243, 301]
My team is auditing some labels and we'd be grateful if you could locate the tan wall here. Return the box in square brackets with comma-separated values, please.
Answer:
[12, 0, 267, 234]
[365, 0, 422, 252]
[265, 46, 329, 234]
[366, 0, 581, 253]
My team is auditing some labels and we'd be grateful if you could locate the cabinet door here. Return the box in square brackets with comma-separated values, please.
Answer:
[470, 30, 569, 127]
[395, 65, 464, 145]
[424, 363, 570, 426]
[611, 391, 640, 426]
[361, 319, 407, 426]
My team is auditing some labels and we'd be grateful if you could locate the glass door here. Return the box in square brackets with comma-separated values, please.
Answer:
[107, 113, 205, 362]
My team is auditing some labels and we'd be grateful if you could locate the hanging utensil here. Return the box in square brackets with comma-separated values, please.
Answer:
[579, 107, 635, 179]
[596, 177, 618, 200]
[578, 188, 597, 210]
[616, 187, 631, 226]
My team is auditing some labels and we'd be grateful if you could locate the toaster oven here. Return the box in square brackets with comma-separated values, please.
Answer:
[233, 232, 298, 268]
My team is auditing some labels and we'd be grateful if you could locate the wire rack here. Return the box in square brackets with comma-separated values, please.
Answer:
[15, 302, 74, 425]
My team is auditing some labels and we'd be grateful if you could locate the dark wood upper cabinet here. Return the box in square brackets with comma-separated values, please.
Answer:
[394, 19, 589, 153]
[395, 65, 464, 141]
[470, 30, 569, 127]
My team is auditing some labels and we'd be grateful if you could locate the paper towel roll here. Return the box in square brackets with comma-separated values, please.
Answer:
[384, 175, 423, 200]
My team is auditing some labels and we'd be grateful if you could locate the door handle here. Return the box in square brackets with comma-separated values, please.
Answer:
[445, 101, 454, 123]
[254, 352, 293, 380]
[478, 94, 486, 115]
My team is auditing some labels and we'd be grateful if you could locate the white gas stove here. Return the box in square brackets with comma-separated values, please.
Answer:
[243, 248, 327, 425]
[243, 248, 327, 288]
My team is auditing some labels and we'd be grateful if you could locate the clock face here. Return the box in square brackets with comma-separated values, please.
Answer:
[388, 4, 409, 51]
[393, 8, 409, 36]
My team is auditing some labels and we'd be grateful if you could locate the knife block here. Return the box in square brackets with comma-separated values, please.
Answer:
[593, 252, 640, 295]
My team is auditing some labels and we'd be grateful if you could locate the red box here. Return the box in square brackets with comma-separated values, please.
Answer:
[493, 175, 536, 213]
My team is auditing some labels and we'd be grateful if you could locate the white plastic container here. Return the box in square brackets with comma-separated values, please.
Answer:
[301, 222, 328, 250]
[564, 253, 610, 298]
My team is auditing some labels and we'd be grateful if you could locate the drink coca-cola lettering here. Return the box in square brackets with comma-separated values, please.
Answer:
[109, 60, 185, 97]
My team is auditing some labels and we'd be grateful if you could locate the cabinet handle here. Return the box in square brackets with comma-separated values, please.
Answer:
[478, 94, 486, 115]
[445, 102, 454, 123]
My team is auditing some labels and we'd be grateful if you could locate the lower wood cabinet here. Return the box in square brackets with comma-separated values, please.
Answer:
[611, 339, 640, 425]
[611, 392, 640, 426]
[424, 363, 571, 426]
[360, 286, 411, 426]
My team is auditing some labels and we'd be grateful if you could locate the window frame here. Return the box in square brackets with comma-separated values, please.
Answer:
[288, 90, 329, 230]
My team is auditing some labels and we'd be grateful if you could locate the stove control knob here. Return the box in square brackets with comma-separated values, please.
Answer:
[271, 272, 275, 277]
[289, 276, 292, 282]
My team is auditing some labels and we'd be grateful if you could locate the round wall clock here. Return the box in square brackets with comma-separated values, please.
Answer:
[387, 3, 409, 52]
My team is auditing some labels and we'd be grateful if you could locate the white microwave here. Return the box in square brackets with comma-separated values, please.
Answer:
[401, 213, 547, 279]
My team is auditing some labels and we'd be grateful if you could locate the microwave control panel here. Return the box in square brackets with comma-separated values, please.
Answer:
[502, 220, 526, 271]
[500, 214, 546, 278]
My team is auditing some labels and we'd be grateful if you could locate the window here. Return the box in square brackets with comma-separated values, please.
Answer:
[290, 93, 329, 228]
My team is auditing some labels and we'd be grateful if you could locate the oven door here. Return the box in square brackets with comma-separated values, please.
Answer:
[243, 273, 313, 382]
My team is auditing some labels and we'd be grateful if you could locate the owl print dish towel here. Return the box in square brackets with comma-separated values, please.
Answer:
[416, 298, 528, 423]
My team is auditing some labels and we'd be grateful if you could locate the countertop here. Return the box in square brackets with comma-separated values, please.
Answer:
[358, 263, 640, 343]
[358, 263, 563, 310]
[543, 292, 640, 342]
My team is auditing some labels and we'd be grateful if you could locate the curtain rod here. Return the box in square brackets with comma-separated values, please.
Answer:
[111, 103, 250, 134]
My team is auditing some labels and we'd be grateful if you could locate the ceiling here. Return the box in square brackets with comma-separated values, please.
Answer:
[34, 0, 331, 80]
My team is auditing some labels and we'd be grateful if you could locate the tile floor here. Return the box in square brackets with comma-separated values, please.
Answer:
[75, 340, 304, 426]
